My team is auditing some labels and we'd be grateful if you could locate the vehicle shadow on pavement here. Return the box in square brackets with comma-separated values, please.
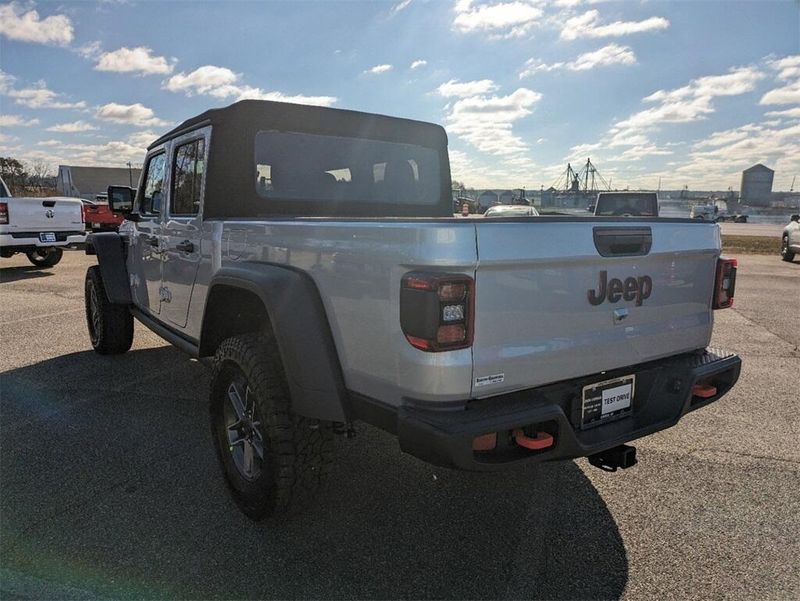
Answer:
[0, 265, 55, 284]
[1, 347, 628, 601]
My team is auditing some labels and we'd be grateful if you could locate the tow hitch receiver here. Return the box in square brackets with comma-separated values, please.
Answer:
[588, 444, 637, 472]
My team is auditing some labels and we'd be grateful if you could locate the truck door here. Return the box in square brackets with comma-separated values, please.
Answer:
[130, 151, 167, 315]
[160, 131, 208, 329]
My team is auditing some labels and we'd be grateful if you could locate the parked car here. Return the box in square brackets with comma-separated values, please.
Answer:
[781, 214, 800, 262]
[86, 99, 741, 520]
[595, 192, 659, 217]
[484, 205, 540, 217]
[0, 175, 85, 267]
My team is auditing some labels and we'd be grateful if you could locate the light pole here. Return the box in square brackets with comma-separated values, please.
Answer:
[126, 162, 132, 187]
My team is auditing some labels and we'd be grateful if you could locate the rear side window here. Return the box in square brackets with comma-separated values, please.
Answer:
[254, 130, 441, 206]
[139, 152, 166, 215]
[171, 138, 205, 216]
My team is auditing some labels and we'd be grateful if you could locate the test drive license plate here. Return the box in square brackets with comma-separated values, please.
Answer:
[39, 232, 56, 243]
[581, 374, 635, 428]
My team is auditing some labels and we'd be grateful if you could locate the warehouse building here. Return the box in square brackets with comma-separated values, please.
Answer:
[739, 163, 774, 206]
[57, 165, 141, 201]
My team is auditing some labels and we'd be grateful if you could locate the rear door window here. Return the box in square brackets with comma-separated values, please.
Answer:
[171, 139, 205, 216]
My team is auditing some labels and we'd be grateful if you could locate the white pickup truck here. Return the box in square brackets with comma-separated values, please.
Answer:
[0, 176, 86, 267]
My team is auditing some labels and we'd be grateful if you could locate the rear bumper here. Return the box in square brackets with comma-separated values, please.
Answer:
[392, 348, 741, 471]
[0, 231, 86, 250]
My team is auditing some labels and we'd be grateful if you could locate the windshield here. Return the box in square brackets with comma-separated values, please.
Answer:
[595, 194, 658, 217]
[254, 131, 441, 206]
[484, 205, 540, 217]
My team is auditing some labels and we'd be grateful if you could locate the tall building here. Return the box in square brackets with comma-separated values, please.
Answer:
[740, 163, 774, 206]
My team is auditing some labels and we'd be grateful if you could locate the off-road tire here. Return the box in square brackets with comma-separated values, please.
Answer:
[781, 235, 795, 262]
[26, 247, 63, 267]
[210, 332, 333, 520]
[84, 266, 134, 355]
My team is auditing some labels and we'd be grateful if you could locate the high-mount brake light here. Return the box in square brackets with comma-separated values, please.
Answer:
[0, 202, 8, 225]
[400, 272, 474, 352]
[713, 257, 737, 309]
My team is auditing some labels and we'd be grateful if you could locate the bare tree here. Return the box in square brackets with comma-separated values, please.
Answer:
[28, 159, 53, 192]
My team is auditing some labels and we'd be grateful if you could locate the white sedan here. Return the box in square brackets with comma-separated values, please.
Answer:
[781, 214, 800, 262]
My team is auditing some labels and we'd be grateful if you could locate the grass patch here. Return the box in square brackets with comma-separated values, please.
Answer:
[721, 235, 781, 255]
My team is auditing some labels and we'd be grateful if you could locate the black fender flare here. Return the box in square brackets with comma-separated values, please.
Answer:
[201, 264, 348, 423]
[88, 232, 132, 304]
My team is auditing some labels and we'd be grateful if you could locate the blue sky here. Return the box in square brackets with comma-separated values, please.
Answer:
[1, 0, 798, 191]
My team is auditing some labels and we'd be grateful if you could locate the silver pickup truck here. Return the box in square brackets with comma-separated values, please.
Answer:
[86, 100, 741, 520]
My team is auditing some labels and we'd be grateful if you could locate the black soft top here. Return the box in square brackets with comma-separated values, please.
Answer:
[148, 100, 451, 218]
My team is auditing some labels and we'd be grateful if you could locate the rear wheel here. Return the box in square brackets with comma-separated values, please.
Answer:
[781, 234, 795, 262]
[26, 247, 63, 267]
[210, 333, 333, 520]
[84, 266, 134, 354]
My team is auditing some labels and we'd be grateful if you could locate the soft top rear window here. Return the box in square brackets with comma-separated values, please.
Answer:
[254, 130, 441, 206]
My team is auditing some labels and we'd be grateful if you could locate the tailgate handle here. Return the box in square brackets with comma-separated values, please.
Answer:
[593, 227, 652, 257]
[42, 200, 56, 207]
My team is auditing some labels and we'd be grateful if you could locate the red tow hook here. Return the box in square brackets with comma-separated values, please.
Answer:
[513, 429, 554, 451]
[692, 383, 717, 399]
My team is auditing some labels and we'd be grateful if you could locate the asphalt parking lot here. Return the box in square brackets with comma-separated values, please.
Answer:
[1, 251, 798, 600]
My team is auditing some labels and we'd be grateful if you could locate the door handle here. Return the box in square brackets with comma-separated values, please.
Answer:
[175, 240, 194, 253]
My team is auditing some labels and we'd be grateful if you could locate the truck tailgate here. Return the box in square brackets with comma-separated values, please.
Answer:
[471, 220, 720, 397]
[4, 197, 84, 231]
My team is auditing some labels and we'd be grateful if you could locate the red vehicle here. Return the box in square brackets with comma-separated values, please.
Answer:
[81, 196, 124, 232]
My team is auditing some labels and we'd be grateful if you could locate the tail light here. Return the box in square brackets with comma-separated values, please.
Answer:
[0, 202, 8, 224]
[713, 257, 737, 309]
[400, 272, 474, 351]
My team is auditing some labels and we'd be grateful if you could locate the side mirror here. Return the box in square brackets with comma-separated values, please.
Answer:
[791, 214, 800, 222]
[107, 185, 135, 215]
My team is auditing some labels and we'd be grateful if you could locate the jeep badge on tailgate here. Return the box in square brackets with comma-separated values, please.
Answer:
[588, 271, 653, 306]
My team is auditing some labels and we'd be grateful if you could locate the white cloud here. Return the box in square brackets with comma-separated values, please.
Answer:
[673, 120, 800, 189]
[759, 55, 800, 106]
[46, 121, 99, 133]
[0, 114, 40, 127]
[560, 9, 668, 41]
[453, 0, 543, 38]
[760, 81, 800, 106]
[445, 87, 542, 158]
[96, 103, 169, 127]
[0, 133, 19, 144]
[520, 43, 635, 77]
[6, 85, 86, 109]
[17, 130, 153, 171]
[0, 2, 73, 46]
[610, 66, 765, 144]
[437, 79, 498, 97]
[0, 70, 86, 110]
[164, 65, 239, 95]
[765, 107, 800, 119]
[391, 0, 412, 14]
[606, 144, 673, 162]
[95, 47, 175, 75]
[410, 59, 427, 70]
[767, 55, 800, 81]
[364, 64, 393, 75]
[164, 65, 337, 106]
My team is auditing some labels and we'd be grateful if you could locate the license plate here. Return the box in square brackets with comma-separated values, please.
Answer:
[39, 232, 56, 243]
[581, 374, 635, 428]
